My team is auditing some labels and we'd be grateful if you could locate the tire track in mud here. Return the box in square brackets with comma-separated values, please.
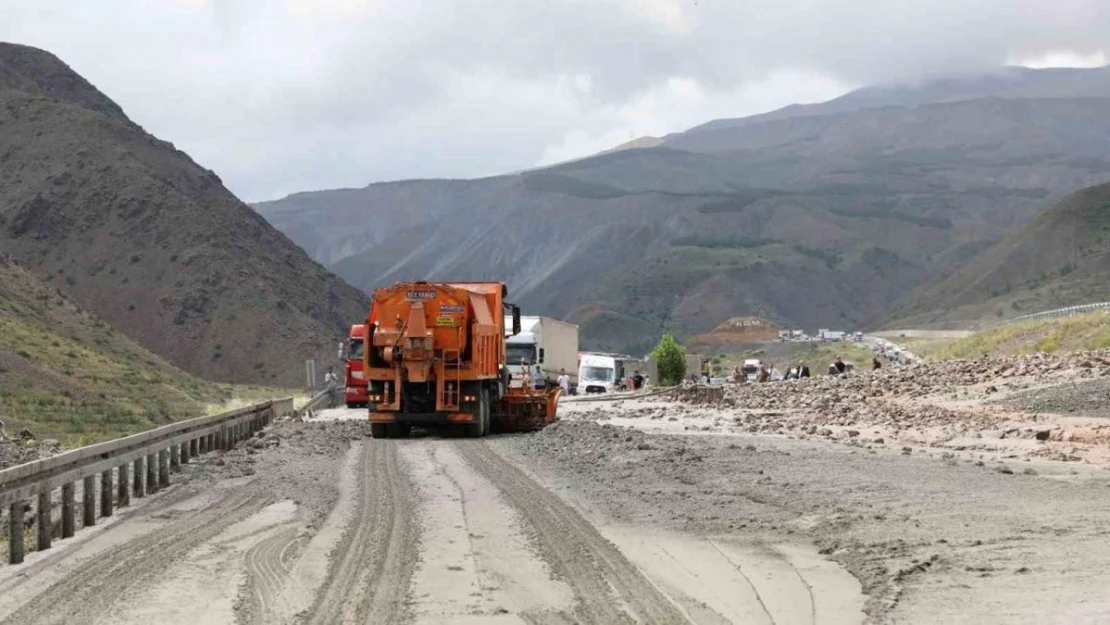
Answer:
[1, 489, 268, 625]
[245, 527, 300, 620]
[455, 441, 689, 625]
[303, 441, 417, 625]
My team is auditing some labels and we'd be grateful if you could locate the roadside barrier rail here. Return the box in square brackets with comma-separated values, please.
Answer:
[1, 397, 293, 565]
[297, 389, 332, 416]
[999, 302, 1110, 326]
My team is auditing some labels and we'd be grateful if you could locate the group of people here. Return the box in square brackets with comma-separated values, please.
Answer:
[752, 360, 812, 382]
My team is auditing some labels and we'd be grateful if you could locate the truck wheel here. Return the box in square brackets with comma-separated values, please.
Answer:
[480, 387, 491, 436]
[370, 423, 389, 439]
[387, 423, 411, 439]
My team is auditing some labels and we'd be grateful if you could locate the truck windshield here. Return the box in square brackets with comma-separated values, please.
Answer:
[581, 366, 613, 382]
[506, 343, 535, 365]
[348, 338, 363, 360]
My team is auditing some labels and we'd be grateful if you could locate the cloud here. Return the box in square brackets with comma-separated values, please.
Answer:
[1, 0, 1108, 200]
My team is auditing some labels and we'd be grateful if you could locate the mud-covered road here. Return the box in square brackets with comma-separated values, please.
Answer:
[7, 365, 1110, 625]
[0, 407, 863, 625]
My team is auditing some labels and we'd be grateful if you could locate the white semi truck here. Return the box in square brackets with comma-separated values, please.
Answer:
[504, 316, 579, 391]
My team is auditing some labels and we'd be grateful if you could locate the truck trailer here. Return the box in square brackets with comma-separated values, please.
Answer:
[504, 316, 579, 391]
[362, 281, 559, 438]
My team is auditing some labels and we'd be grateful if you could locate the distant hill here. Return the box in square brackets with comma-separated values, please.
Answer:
[888, 183, 1110, 327]
[0, 253, 241, 444]
[255, 66, 1110, 354]
[0, 43, 370, 385]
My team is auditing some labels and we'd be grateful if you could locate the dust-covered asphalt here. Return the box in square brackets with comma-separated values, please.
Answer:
[0, 407, 865, 625]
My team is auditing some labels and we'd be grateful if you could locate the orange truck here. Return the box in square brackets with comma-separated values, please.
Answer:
[344, 324, 368, 408]
[362, 280, 559, 438]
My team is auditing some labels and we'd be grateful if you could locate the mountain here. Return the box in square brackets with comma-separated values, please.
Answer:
[887, 183, 1110, 328]
[255, 66, 1110, 354]
[682, 65, 1110, 135]
[0, 253, 238, 444]
[0, 43, 370, 385]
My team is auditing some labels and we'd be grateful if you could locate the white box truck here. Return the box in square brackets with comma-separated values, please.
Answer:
[504, 316, 579, 391]
[577, 353, 621, 394]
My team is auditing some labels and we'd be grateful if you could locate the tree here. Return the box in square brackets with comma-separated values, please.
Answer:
[652, 333, 687, 386]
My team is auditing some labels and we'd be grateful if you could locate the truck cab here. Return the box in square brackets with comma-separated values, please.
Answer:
[344, 324, 368, 408]
[577, 353, 621, 394]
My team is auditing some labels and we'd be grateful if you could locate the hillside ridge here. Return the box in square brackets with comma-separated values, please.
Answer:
[0, 43, 370, 385]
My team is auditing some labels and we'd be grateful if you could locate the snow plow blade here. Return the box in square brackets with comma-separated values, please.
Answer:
[493, 386, 561, 433]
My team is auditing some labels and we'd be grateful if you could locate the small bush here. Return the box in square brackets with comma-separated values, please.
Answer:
[652, 333, 687, 386]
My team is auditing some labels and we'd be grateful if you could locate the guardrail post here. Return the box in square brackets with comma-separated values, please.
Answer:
[8, 502, 24, 564]
[134, 456, 146, 498]
[101, 470, 113, 517]
[83, 475, 96, 527]
[181, 440, 191, 464]
[37, 491, 52, 551]
[118, 464, 130, 507]
[146, 453, 158, 493]
[147, 455, 158, 495]
[159, 450, 170, 488]
[170, 445, 180, 472]
[61, 483, 76, 539]
[191, 437, 199, 457]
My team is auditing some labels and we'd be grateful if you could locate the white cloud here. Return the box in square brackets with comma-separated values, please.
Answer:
[1, 1, 1107, 200]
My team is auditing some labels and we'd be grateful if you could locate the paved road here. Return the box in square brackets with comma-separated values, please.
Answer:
[0, 406, 864, 625]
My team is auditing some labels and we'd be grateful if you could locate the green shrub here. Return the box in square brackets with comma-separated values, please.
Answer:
[652, 333, 687, 386]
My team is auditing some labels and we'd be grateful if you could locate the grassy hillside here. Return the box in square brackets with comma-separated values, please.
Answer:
[889, 183, 1110, 327]
[0, 255, 283, 445]
[0, 43, 369, 386]
[931, 312, 1110, 360]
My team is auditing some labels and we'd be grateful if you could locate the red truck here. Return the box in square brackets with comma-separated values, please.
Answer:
[344, 323, 368, 408]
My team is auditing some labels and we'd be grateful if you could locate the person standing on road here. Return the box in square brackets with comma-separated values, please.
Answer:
[557, 368, 571, 396]
[834, 356, 847, 375]
[633, 370, 644, 390]
[872, 356, 882, 371]
[324, 366, 340, 408]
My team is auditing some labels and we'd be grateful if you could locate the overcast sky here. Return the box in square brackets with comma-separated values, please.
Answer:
[2, 0, 1108, 202]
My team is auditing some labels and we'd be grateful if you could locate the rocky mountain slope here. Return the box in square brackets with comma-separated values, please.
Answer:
[255, 66, 1110, 354]
[0, 43, 370, 385]
[889, 183, 1110, 327]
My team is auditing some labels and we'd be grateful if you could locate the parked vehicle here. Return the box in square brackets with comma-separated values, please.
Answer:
[577, 353, 623, 394]
[504, 316, 579, 392]
[344, 324, 368, 408]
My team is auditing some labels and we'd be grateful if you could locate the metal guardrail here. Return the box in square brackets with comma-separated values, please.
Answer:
[1, 397, 294, 565]
[999, 302, 1110, 325]
[296, 389, 333, 416]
